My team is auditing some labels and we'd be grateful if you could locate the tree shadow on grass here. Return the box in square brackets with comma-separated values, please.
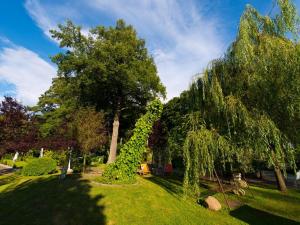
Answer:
[198, 189, 217, 199]
[243, 186, 300, 204]
[0, 174, 19, 186]
[0, 174, 106, 225]
[145, 176, 183, 198]
[230, 205, 300, 225]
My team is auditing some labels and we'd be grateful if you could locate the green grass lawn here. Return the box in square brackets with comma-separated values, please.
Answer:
[0, 173, 299, 225]
[0, 159, 28, 168]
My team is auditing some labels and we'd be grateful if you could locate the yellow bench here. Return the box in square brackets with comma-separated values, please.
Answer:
[138, 164, 151, 175]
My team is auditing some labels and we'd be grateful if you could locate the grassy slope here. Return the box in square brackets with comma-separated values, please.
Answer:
[0, 159, 27, 168]
[0, 174, 299, 225]
[229, 186, 300, 224]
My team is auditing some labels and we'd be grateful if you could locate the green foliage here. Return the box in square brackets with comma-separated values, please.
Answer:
[74, 107, 107, 171]
[43, 150, 67, 166]
[103, 99, 163, 183]
[74, 107, 107, 154]
[38, 19, 166, 149]
[0, 159, 28, 168]
[183, 127, 232, 195]
[156, 93, 191, 162]
[22, 157, 57, 176]
[179, 0, 299, 193]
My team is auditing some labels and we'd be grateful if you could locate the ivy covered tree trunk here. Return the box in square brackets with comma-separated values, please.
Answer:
[107, 114, 120, 164]
[274, 166, 287, 192]
[103, 99, 163, 183]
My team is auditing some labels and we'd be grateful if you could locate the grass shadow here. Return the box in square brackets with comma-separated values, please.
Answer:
[198, 189, 217, 199]
[0, 174, 106, 225]
[230, 205, 300, 225]
[245, 186, 300, 203]
[0, 168, 15, 175]
[145, 176, 183, 198]
[0, 174, 19, 186]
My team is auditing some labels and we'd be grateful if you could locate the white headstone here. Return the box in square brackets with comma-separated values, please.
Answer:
[67, 158, 71, 171]
[67, 148, 73, 174]
[296, 170, 300, 180]
[40, 148, 44, 158]
[12, 151, 19, 162]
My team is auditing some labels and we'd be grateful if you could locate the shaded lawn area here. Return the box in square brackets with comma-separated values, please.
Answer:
[0, 174, 105, 225]
[229, 185, 300, 225]
[231, 205, 300, 225]
[0, 174, 242, 225]
[0, 174, 299, 225]
[148, 176, 300, 225]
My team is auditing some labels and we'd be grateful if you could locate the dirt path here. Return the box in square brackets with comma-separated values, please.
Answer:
[0, 163, 15, 175]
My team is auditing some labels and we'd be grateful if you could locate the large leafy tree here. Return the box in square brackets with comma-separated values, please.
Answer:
[39, 19, 165, 163]
[34, 71, 77, 151]
[0, 97, 38, 156]
[182, 0, 300, 193]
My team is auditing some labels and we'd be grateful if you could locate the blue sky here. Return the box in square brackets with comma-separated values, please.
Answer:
[0, 0, 298, 105]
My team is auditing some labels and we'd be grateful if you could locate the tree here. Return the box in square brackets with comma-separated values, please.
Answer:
[103, 99, 163, 183]
[0, 97, 38, 156]
[183, 125, 232, 195]
[159, 92, 191, 162]
[41, 19, 165, 164]
[148, 120, 168, 165]
[74, 107, 107, 172]
[182, 0, 299, 192]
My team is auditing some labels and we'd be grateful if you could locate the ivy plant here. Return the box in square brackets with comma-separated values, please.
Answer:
[102, 99, 163, 183]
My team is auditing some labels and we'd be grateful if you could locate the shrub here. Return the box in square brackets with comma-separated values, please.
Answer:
[44, 150, 67, 166]
[22, 157, 57, 176]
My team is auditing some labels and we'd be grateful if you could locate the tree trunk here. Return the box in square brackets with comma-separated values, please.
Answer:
[274, 166, 287, 192]
[260, 170, 264, 179]
[83, 153, 87, 173]
[107, 113, 120, 164]
[271, 150, 287, 192]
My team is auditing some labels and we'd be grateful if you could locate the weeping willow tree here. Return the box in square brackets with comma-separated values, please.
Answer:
[184, 0, 299, 192]
[183, 123, 233, 195]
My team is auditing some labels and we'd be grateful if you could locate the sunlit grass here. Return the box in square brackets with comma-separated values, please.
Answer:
[0, 174, 299, 225]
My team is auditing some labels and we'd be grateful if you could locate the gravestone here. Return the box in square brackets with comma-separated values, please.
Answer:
[12, 152, 19, 162]
[39, 148, 44, 158]
[295, 170, 300, 187]
[67, 149, 73, 174]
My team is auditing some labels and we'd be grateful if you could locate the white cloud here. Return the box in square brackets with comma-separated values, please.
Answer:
[24, 0, 82, 41]
[25, 0, 226, 99]
[24, 0, 56, 39]
[86, 0, 226, 99]
[0, 44, 56, 105]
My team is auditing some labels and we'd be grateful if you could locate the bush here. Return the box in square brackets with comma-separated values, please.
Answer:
[22, 157, 57, 176]
[44, 150, 67, 166]
[1, 153, 13, 160]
